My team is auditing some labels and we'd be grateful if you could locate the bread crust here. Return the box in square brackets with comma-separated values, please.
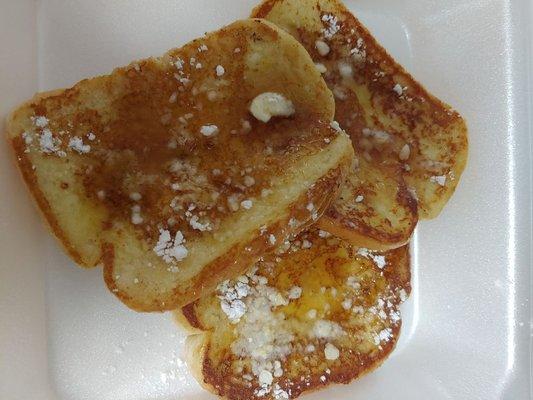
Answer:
[7, 90, 99, 267]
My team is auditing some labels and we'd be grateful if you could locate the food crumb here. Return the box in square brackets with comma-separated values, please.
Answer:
[215, 65, 225, 76]
[200, 125, 219, 137]
[315, 40, 330, 56]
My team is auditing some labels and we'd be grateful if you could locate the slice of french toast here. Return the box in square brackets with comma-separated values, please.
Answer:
[6, 19, 354, 311]
[253, 0, 468, 248]
[176, 229, 410, 400]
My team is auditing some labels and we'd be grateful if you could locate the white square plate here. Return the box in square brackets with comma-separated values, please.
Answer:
[0, 1, 531, 399]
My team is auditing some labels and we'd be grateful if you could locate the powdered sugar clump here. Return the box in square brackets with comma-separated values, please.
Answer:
[153, 229, 188, 264]
[68, 136, 91, 154]
[217, 276, 251, 323]
[357, 248, 387, 269]
[189, 215, 211, 232]
[430, 175, 447, 186]
[33, 115, 49, 127]
[218, 267, 295, 398]
[373, 327, 393, 346]
[200, 124, 219, 137]
[310, 320, 345, 339]
[39, 129, 62, 155]
[321, 14, 341, 39]
[287, 286, 302, 300]
[215, 65, 225, 76]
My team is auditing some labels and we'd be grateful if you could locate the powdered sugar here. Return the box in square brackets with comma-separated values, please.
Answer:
[430, 175, 447, 186]
[217, 277, 250, 323]
[306, 202, 319, 220]
[315, 62, 327, 74]
[324, 343, 340, 360]
[68, 136, 91, 154]
[357, 248, 387, 269]
[321, 14, 341, 39]
[315, 40, 330, 56]
[153, 229, 188, 264]
[227, 270, 293, 397]
[338, 62, 353, 79]
[200, 124, 219, 137]
[39, 129, 63, 155]
[32, 115, 49, 128]
[130, 205, 143, 225]
[399, 144, 411, 161]
[329, 120, 344, 134]
[393, 83, 405, 96]
[346, 276, 361, 290]
[189, 215, 211, 231]
[21, 131, 33, 145]
[287, 286, 302, 300]
[362, 128, 391, 144]
[240, 199, 253, 210]
[373, 327, 393, 346]
[215, 65, 225, 76]
[310, 320, 345, 339]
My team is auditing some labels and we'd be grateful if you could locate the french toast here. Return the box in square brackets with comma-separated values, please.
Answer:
[6, 19, 355, 311]
[177, 229, 410, 400]
[253, 0, 468, 248]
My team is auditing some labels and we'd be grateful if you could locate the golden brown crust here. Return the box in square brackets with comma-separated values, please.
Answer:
[317, 213, 408, 251]
[318, 169, 418, 250]
[381, 245, 411, 296]
[197, 328, 401, 400]
[7, 92, 97, 267]
[317, 150, 418, 251]
[177, 304, 204, 332]
[10, 138, 88, 266]
[183, 334, 219, 394]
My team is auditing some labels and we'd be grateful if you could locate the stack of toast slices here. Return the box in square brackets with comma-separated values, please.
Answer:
[6, 0, 467, 399]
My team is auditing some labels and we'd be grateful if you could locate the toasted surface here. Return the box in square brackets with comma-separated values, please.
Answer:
[253, 0, 468, 238]
[6, 19, 354, 311]
[319, 156, 417, 250]
[177, 229, 410, 400]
